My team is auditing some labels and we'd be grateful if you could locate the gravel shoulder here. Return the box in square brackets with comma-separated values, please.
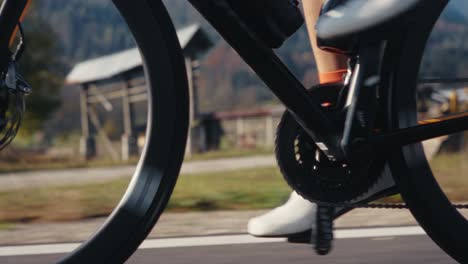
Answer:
[2, 208, 459, 246]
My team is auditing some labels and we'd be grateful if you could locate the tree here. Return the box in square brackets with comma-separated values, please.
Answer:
[15, 5, 63, 138]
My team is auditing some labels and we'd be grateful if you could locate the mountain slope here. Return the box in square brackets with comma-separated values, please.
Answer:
[34, 0, 468, 112]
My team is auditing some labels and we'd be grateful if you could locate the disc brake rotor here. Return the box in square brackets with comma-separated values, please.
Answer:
[0, 62, 29, 151]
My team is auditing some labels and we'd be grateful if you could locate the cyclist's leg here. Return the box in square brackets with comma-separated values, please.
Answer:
[249, 0, 439, 240]
[303, 0, 348, 83]
[248, 0, 348, 238]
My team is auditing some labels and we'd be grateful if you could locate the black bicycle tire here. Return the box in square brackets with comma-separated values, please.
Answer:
[58, 1, 189, 263]
[383, 1, 468, 262]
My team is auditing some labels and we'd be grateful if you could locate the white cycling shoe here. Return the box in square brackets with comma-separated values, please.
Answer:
[248, 138, 445, 238]
[248, 191, 316, 237]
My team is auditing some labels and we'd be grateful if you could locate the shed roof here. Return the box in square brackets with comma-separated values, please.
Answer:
[66, 24, 211, 85]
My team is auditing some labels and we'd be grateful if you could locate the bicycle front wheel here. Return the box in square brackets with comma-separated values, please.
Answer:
[383, 0, 468, 262]
[59, 1, 189, 263]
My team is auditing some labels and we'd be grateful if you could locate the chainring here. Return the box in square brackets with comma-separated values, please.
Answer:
[275, 84, 385, 204]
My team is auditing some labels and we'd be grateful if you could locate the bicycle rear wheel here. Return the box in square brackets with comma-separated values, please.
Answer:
[383, 0, 468, 262]
[58, 1, 189, 263]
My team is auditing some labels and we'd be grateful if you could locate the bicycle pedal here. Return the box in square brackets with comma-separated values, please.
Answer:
[286, 207, 349, 246]
[312, 206, 335, 255]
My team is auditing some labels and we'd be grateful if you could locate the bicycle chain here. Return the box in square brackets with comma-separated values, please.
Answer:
[340, 203, 468, 210]
[312, 202, 468, 255]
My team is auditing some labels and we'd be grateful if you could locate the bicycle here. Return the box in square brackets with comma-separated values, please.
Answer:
[0, 0, 466, 263]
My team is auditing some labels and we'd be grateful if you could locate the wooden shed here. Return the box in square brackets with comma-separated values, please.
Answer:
[66, 24, 213, 160]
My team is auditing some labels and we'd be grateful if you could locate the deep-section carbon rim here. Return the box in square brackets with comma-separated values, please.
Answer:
[58, 1, 189, 263]
[384, 0, 468, 262]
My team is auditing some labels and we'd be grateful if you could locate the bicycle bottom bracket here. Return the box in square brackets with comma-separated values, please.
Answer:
[275, 84, 385, 204]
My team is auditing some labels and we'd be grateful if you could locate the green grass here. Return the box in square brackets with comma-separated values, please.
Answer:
[375, 153, 468, 204]
[378, 152, 468, 203]
[0, 147, 273, 174]
[0, 167, 290, 223]
[185, 147, 273, 162]
[0, 159, 139, 174]
[168, 167, 289, 211]
[0, 222, 15, 230]
[0, 152, 465, 225]
[430, 152, 468, 201]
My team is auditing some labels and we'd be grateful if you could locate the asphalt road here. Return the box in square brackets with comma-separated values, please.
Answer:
[0, 234, 456, 264]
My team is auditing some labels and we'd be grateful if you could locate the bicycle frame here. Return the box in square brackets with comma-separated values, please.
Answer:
[0, 0, 467, 261]
[189, 0, 468, 160]
[188, 0, 346, 160]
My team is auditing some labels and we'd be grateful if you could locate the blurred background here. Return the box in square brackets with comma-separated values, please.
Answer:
[0, 0, 466, 255]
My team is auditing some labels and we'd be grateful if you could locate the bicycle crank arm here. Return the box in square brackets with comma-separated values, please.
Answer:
[369, 111, 468, 149]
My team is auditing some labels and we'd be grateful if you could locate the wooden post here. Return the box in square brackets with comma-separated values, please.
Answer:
[121, 77, 138, 161]
[89, 107, 120, 161]
[265, 115, 274, 147]
[191, 59, 201, 119]
[446, 90, 464, 151]
[79, 83, 96, 159]
[236, 118, 244, 148]
[80, 84, 90, 138]
[185, 57, 194, 157]
[449, 90, 459, 114]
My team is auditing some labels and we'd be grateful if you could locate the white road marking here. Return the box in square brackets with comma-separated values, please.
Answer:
[334, 226, 425, 239]
[0, 226, 426, 257]
[0, 243, 80, 257]
[139, 235, 285, 250]
[371, 237, 396, 241]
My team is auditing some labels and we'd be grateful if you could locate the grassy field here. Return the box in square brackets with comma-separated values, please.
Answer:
[0, 167, 290, 223]
[0, 147, 273, 174]
[430, 152, 468, 201]
[0, 152, 465, 224]
[0, 158, 138, 174]
[185, 147, 273, 161]
[167, 167, 288, 211]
